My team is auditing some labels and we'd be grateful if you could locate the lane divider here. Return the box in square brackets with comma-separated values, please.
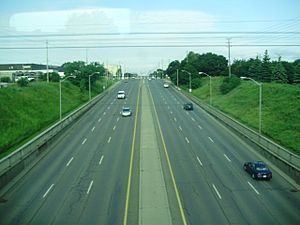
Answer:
[82, 138, 87, 145]
[43, 184, 54, 198]
[212, 184, 222, 199]
[87, 180, 94, 195]
[248, 181, 260, 195]
[66, 157, 74, 167]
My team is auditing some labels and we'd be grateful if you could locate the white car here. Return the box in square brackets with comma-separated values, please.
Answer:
[121, 107, 131, 117]
[117, 91, 126, 99]
[163, 83, 169, 88]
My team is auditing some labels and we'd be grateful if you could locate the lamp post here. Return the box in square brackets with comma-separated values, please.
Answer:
[181, 70, 192, 93]
[89, 72, 99, 101]
[60, 75, 76, 121]
[199, 72, 212, 105]
[240, 76, 262, 134]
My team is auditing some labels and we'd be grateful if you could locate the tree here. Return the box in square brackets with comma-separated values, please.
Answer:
[294, 63, 300, 83]
[272, 57, 287, 83]
[261, 50, 272, 82]
[248, 56, 262, 80]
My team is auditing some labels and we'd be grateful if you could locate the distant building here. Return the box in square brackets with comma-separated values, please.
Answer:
[0, 63, 60, 81]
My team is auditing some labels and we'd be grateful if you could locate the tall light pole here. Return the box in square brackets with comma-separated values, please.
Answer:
[181, 70, 192, 93]
[176, 69, 179, 88]
[240, 76, 262, 134]
[60, 75, 76, 121]
[199, 72, 212, 105]
[89, 72, 100, 101]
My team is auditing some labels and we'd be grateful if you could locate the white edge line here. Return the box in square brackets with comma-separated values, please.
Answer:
[66, 157, 74, 167]
[43, 184, 54, 198]
[248, 181, 260, 195]
[223, 154, 231, 162]
[87, 180, 94, 194]
[197, 156, 203, 166]
[212, 184, 222, 199]
[99, 155, 104, 165]
[82, 138, 87, 145]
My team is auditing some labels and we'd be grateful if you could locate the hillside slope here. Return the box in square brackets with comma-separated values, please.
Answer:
[0, 82, 88, 157]
[192, 77, 300, 154]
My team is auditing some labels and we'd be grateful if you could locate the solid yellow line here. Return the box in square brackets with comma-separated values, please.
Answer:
[148, 85, 188, 225]
[123, 81, 141, 225]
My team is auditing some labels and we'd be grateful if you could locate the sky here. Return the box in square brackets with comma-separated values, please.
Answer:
[0, 0, 300, 74]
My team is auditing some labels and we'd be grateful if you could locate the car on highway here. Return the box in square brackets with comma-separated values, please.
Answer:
[243, 161, 272, 180]
[117, 91, 126, 99]
[121, 107, 131, 117]
[183, 102, 193, 110]
[163, 83, 169, 88]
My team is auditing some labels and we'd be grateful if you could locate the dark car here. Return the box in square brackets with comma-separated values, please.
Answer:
[243, 161, 272, 180]
[183, 102, 193, 110]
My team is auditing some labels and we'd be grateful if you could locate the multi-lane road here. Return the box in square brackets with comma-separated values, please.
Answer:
[0, 78, 299, 225]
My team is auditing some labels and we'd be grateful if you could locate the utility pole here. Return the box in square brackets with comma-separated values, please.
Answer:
[86, 48, 88, 65]
[46, 40, 49, 83]
[228, 38, 232, 77]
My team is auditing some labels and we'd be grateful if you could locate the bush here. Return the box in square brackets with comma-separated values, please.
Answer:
[191, 78, 202, 89]
[220, 76, 241, 94]
[17, 78, 29, 87]
[0, 77, 11, 83]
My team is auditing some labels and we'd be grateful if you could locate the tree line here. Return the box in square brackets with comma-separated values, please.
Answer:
[159, 50, 300, 88]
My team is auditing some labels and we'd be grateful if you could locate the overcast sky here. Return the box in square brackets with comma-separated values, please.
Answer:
[0, 0, 300, 74]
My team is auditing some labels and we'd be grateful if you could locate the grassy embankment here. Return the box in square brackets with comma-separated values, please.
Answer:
[190, 77, 300, 154]
[0, 79, 112, 159]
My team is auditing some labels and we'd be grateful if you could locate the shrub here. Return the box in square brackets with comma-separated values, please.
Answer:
[17, 78, 29, 87]
[220, 76, 241, 94]
[191, 78, 202, 89]
[0, 77, 11, 83]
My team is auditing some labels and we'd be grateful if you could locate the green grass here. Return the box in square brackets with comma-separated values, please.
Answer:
[191, 77, 300, 154]
[0, 79, 113, 158]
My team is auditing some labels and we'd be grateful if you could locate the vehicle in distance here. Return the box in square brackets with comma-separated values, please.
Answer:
[121, 107, 131, 117]
[163, 83, 169, 88]
[243, 161, 272, 180]
[117, 91, 126, 99]
[183, 102, 193, 110]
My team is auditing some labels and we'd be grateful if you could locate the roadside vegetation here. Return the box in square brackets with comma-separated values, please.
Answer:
[191, 77, 300, 154]
[0, 61, 115, 158]
[158, 50, 300, 154]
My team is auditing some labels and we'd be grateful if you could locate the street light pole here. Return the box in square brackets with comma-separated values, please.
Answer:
[199, 72, 212, 105]
[89, 72, 100, 101]
[181, 70, 192, 93]
[176, 69, 179, 88]
[240, 76, 262, 134]
[60, 75, 76, 121]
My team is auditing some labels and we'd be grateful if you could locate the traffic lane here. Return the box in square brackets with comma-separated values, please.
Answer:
[149, 98, 231, 224]
[152, 82, 300, 224]
[77, 115, 135, 225]
[0, 81, 136, 224]
[29, 82, 139, 224]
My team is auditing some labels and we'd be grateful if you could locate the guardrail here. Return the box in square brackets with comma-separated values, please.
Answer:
[182, 90, 300, 184]
[0, 83, 118, 190]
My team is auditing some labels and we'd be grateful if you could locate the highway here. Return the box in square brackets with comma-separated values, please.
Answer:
[0, 78, 300, 225]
